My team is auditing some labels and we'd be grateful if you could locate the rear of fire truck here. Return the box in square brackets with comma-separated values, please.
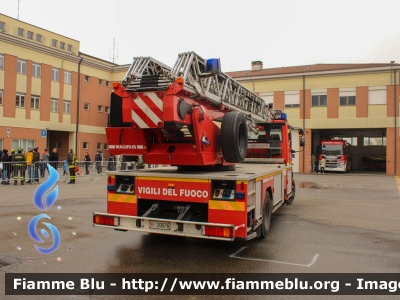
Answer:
[93, 52, 304, 241]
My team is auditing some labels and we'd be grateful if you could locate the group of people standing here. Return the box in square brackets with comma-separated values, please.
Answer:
[0, 147, 60, 185]
[83, 151, 116, 176]
[311, 153, 326, 174]
[1, 147, 119, 185]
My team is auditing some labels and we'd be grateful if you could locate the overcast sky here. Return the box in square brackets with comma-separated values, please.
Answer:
[1, 0, 400, 72]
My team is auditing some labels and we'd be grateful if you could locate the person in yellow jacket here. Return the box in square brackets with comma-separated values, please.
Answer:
[67, 149, 77, 184]
[25, 146, 34, 183]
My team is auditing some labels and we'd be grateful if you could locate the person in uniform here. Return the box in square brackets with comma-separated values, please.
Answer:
[67, 149, 77, 184]
[13, 148, 26, 185]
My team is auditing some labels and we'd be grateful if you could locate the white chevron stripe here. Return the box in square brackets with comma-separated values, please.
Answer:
[144, 92, 163, 110]
[131, 109, 149, 128]
[135, 96, 163, 126]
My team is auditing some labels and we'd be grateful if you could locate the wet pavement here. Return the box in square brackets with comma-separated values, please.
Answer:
[0, 171, 399, 299]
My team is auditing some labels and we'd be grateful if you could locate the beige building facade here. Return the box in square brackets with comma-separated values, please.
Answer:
[1, 13, 399, 175]
[229, 62, 400, 175]
[0, 13, 128, 161]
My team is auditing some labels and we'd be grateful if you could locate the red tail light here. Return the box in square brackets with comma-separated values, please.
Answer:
[93, 215, 118, 226]
[203, 226, 233, 238]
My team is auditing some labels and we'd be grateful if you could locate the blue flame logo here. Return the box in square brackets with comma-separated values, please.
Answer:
[28, 165, 60, 255]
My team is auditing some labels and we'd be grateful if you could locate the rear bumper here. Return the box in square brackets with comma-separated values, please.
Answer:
[93, 212, 244, 241]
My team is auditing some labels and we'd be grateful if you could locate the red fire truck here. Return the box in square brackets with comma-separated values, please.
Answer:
[93, 52, 304, 241]
[318, 139, 352, 172]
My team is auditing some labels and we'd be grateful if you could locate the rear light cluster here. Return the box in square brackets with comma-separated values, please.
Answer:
[107, 176, 115, 191]
[203, 226, 233, 238]
[93, 215, 119, 226]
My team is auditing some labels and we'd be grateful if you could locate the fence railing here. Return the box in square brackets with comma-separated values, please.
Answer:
[0, 160, 169, 184]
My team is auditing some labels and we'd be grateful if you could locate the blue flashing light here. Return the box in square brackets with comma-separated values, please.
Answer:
[236, 192, 245, 199]
[280, 113, 287, 120]
[206, 58, 221, 74]
[107, 185, 115, 191]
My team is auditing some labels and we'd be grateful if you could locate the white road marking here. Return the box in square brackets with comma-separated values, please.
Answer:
[230, 247, 319, 267]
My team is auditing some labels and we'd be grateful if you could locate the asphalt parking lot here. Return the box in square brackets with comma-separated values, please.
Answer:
[0, 170, 399, 299]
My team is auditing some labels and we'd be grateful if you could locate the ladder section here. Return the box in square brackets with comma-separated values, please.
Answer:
[173, 52, 269, 122]
[120, 52, 271, 122]
[121, 57, 174, 91]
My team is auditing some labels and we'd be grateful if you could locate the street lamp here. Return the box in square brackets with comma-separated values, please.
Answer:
[245, 72, 255, 92]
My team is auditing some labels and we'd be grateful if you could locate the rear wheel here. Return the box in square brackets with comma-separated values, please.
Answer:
[260, 192, 272, 238]
[221, 112, 248, 163]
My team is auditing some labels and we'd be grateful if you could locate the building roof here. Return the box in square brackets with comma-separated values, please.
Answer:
[227, 63, 400, 78]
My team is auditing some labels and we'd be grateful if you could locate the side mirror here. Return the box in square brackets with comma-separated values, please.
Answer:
[298, 129, 304, 135]
[292, 153, 295, 158]
[300, 136, 305, 147]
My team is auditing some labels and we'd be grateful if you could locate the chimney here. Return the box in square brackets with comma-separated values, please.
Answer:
[251, 61, 263, 71]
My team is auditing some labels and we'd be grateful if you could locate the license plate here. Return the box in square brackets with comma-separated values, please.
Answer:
[149, 221, 171, 230]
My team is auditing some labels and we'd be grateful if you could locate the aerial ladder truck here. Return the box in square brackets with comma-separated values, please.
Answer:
[93, 52, 305, 241]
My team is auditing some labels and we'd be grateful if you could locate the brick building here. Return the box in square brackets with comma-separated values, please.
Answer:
[228, 62, 400, 175]
[1, 13, 399, 175]
[0, 13, 128, 161]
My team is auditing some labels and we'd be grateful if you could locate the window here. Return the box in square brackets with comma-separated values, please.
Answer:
[55, 142, 61, 149]
[67, 44, 72, 52]
[104, 143, 108, 150]
[97, 143, 102, 150]
[340, 96, 356, 106]
[368, 86, 387, 105]
[85, 75, 90, 82]
[334, 137, 358, 146]
[284, 91, 300, 108]
[12, 139, 35, 152]
[64, 71, 71, 84]
[32, 63, 41, 77]
[27, 31, 33, 39]
[363, 137, 386, 146]
[105, 106, 110, 114]
[312, 95, 327, 106]
[339, 88, 356, 106]
[17, 59, 26, 74]
[0, 54, 3, 69]
[60, 42, 65, 50]
[106, 81, 110, 87]
[84, 103, 89, 110]
[0, 90, 3, 105]
[260, 92, 274, 107]
[52, 39, 57, 47]
[83, 142, 89, 149]
[63, 101, 70, 114]
[0, 21, 5, 31]
[50, 99, 58, 112]
[31, 96, 40, 110]
[36, 34, 42, 42]
[52, 68, 59, 82]
[18, 28, 24, 36]
[99, 79, 103, 85]
[98, 105, 103, 112]
[16, 94, 25, 108]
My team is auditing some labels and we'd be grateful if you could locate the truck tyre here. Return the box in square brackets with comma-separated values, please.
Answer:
[221, 112, 248, 163]
[285, 178, 295, 205]
[260, 192, 272, 238]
